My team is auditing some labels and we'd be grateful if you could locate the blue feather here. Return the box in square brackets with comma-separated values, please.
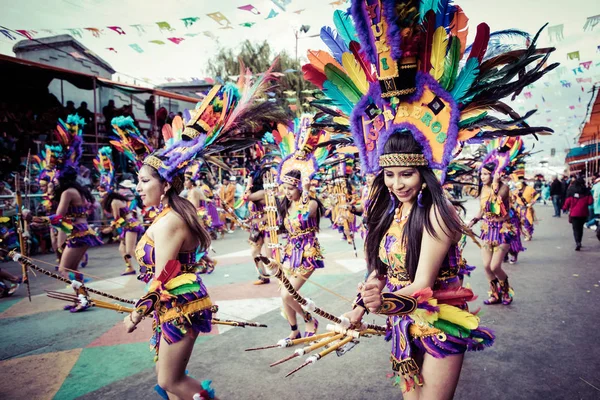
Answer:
[435, 0, 453, 28]
[320, 26, 348, 64]
[333, 10, 358, 45]
[450, 58, 479, 103]
[323, 81, 354, 115]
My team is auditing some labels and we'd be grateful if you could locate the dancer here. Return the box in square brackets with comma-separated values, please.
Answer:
[468, 151, 516, 305]
[243, 168, 272, 285]
[275, 115, 328, 340]
[29, 116, 103, 312]
[123, 73, 284, 399]
[95, 146, 144, 276]
[300, 1, 556, 396]
[512, 176, 538, 241]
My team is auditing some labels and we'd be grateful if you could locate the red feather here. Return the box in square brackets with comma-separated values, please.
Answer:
[468, 23, 490, 63]
[301, 64, 326, 89]
[420, 11, 436, 73]
[157, 260, 182, 284]
[349, 41, 376, 82]
[449, 5, 469, 58]
[433, 287, 476, 305]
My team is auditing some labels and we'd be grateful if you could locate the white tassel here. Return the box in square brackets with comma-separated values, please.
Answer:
[338, 316, 351, 329]
[78, 294, 89, 306]
[71, 281, 82, 290]
[306, 355, 318, 365]
[302, 298, 316, 312]
[295, 348, 305, 356]
[12, 252, 22, 262]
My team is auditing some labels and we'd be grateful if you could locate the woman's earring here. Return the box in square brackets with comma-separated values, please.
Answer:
[157, 194, 166, 213]
[417, 184, 425, 208]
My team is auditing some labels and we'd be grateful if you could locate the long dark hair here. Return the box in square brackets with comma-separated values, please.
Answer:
[566, 175, 590, 197]
[365, 131, 464, 280]
[54, 166, 95, 204]
[277, 169, 325, 232]
[147, 166, 211, 251]
[250, 168, 268, 193]
[102, 191, 128, 213]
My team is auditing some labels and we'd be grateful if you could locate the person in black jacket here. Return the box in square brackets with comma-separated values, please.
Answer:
[560, 176, 569, 215]
[550, 176, 563, 217]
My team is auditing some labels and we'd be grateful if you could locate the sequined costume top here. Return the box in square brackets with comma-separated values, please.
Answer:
[282, 195, 324, 274]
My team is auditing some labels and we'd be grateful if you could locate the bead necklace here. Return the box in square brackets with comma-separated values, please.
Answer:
[393, 206, 410, 223]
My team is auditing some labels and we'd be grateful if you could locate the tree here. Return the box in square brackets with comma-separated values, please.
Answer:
[207, 40, 318, 113]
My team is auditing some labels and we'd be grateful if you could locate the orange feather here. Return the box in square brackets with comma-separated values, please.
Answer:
[307, 50, 344, 74]
[450, 5, 469, 58]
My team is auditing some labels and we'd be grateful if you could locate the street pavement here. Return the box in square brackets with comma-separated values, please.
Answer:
[0, 199, 599, 400]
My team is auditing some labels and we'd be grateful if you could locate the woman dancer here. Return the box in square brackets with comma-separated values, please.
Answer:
[468, 159, 515, 305]
[243, 168, 271, 285]
[278, 169, 324, 339]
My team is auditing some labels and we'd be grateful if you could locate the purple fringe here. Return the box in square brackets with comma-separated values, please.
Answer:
[66, 224, 103, 248]
[382, 0, 403, 60]
[480, 219, 516, 246]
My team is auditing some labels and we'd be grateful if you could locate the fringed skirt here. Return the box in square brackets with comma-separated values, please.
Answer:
[387, 304, 494, 393]
[509, 213, 526, 254]
[204, 202, 223, 229]
[120, 218, 145, 240]
[150, 272, 213, 360]
[480, 219, 516, 250]
[66, 223, 103, 248]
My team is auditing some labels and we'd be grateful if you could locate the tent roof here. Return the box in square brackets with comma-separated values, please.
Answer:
[0, 54, 200, 103]
[577, 86, 600, 145]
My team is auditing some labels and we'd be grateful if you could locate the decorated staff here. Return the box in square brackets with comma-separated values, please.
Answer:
[13, 175, 31, 301]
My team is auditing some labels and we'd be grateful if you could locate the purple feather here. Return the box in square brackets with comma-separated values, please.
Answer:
[382, 0, 402, 60]
[320, 26, 349, 64]
[350, 0, 377, 65]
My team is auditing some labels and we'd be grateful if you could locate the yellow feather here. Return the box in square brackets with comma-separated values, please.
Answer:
[341, 52, 368, 94]
[332, 116, 350, 125]
[165, 273, 197, 290]
[430, 26, 448, 81]
[438, 304, 480, 330]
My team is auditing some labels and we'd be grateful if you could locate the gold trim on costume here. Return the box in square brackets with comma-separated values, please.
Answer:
[157, 296, 213, 325]
[144, 155, 163, 170]
[281, 175, 301, 186]
[379, 153, 429, 168]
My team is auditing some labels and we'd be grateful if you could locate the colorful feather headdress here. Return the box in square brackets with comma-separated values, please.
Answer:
[53, 114, 84, 178]
[273, 114, 329, 187]
[303, 1, 557, 182]
[110, 116, 154, 171]
[94, 146, 115, 195]
[143, 63, 287, 192]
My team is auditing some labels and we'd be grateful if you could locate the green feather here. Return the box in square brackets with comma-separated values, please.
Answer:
[169, 283, 201, 295]
[458, 111, 488, 128]
[324, 64, 362, 105]
[333, 10, 358, 45]
[450, 58, 479, 103]
[323, 81, 354, 115]
[433, 319, 471, 338]
[440, 37, 461, 91]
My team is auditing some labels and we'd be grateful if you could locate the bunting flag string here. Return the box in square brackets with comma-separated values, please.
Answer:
[265, 9, 279, 19]
[157, 21, 175, 32]
[580, 61, 592, 70]
[84, 27, 102, 38]
[567, 51, 580, 61]
[583, 15, 600, 31]
[181, 17, 200, 27]
[238, 4, 260, 15]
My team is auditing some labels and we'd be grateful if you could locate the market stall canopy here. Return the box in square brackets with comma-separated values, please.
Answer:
[577, 86, 600, 145]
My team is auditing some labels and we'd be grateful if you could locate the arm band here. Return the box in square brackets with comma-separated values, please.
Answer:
[375, 292, 418, 316]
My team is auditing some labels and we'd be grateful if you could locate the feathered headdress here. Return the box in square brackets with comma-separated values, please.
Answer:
[273, 114, 329, 187]
[94, 146, 115, 194]
[303, 1, 557, 182]
[143, 62, 287, 192]
[53, 114, 84, 179]
[110, 116, 154, 171]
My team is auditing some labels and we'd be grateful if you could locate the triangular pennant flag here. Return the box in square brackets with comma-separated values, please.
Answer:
[271, 0, 291, 11]
[580, 61, 592, 70]
[240, 22, 255, 28]
[156, 22, 174, 32]
[67, 28, 83, 39]
[207, 12, 231, 27]
[149, 40, 165, 45]
[293, 9, 306, 14]
[84, 28, 102, 38]
[567, 51, 580, 61]
[184, 33, 200, 37]
[203, 31, 216, 39]
[238, 4, 260, 14]
[16, 30, 37, 40]
[129, 43, 144, 53]
[265, 9, 279, 19]
[167, 37, 184, 44]
[131, 24, 145, 35]
[583, 15, 600, 31]
[181, 17, 200, 27]
[108, 26, 126, 35]
[0, 29, 17, 40]
[106, 47, 118, 53]
[547, 24, 564, 42]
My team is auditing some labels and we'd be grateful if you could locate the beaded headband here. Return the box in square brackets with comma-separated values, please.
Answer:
[281, 175, 301, 187]
[379, 153, 429, 168]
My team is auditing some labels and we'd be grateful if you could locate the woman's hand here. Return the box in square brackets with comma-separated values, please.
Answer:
[123, 312, 142, 333]
[362, 274, 387, 313]
[102, 227, 112, 235]
[343, 307, 365, 328]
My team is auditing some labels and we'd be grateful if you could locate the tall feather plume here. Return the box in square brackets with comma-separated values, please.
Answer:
[302, 64, 326, 89]
[323, 81, 354, 115]
[324, 64, 363, 105]
[307, 50, 344, 73]
[430, 26, 448, 81]
[468, 23, 490, 63]
[349, 41, 376, 82]
[420, 11, 436, 73]
[320, 26, 349, 64]
[333, 10, 358, 45]
[449, 5, 469, 57]
[341, 52, 368, 94]
[440, 36, 461, 90]
[450, 58, 479, 103]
